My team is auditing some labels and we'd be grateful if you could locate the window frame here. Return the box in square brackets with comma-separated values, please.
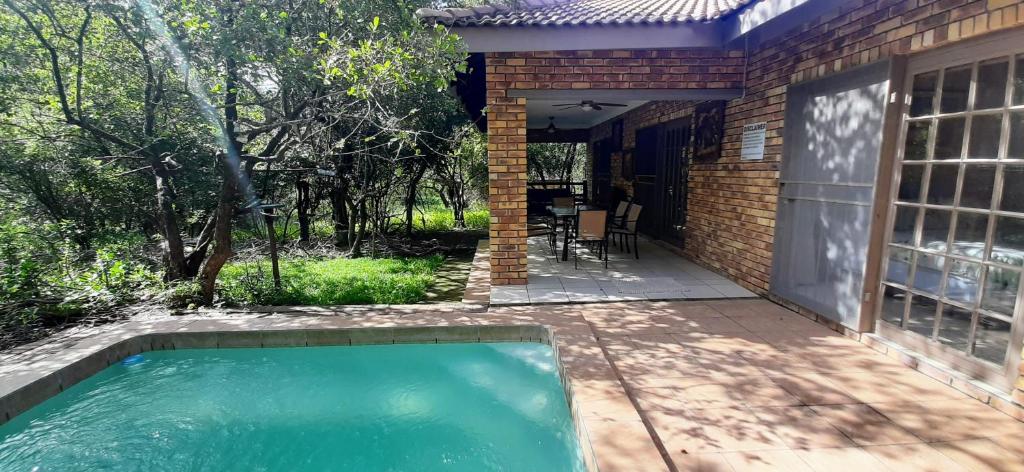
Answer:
[876, 31, 1024, 389]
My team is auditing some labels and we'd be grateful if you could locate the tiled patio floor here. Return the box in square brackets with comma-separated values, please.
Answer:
[489, 237, 758, 305]
[490, 299, 1024, 471]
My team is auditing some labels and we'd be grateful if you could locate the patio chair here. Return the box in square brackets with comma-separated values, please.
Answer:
[527, 221, 558, 258]
[609, 200, 630, 231]
[573, 210, 608, 269]
[610, 203, 643, 259]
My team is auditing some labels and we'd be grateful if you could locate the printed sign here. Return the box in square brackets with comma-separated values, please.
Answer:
[740, 122, 767, 161]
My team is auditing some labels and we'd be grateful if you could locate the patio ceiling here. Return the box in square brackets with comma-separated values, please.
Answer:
[526, 99, 648, 129]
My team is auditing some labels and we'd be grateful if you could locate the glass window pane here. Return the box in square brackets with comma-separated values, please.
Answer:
[881, 286, 908, 327]
[886, 246, 914, 285]
[973, 316, 1011, 365]
[936, 304, 972, 352]
[991, 216, 1024, 266]
[974, 60, 1009, 110]
[1010, 112, 1024, 159]
[920, 209, 951, 251]
[941, 66, 972, 113]
[1014, 54, 1024, 106]
[982, 266, 1019, 314]
[897, 165, 924, 202]
[891, 206, 918, 245]
[952, 212, 989, 258]
[904, 122, 931, 161]
[959, 164, 996, 208]
[967, 114, 1003, 159]
[906, 295, 938, 338]
[935, 117, 965, 159]
[913, 253, 945, 295]
[926, 164, 958, 205]
[1000, 165, 1024, 213]
[944, 260, 981, 304]
[910, 71, 938, 117]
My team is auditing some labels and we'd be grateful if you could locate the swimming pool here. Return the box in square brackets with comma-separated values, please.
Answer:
[0, 343, 586, 471]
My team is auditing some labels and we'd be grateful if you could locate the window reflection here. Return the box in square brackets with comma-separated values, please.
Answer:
[913, 253, 945, 295]
[937, 304, 972, 352]
[898, 165, 924, 202]
[911, 71, 938, 117]
[967, 114, 1003, 159]
[1014, 55, 1024, 106]
[1001, 165, 1024, 214]
[941, 66, 972, 113]
[991, 216, 1024, 266]
[935, 118, 965, 159]
[982, 266, 1019, 315]
[973, 316, 1011, 365]
[920, 209, 951, 252]
[881, 287, 908, 327]
[904, 122, 931, 161]
[944, 260, 981, 304]
[886, 247, 914, 285]
[952, 212, 989, 258]
[960, 165, 995, 208]
[975, 60, 1008, 109]
[926, 165, 958, 205]
[906, 295, 938, 338]
[1009, 112, 1024, 159]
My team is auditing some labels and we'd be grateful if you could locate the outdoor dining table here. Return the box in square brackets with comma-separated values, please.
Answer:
[546, 204, 600, 262]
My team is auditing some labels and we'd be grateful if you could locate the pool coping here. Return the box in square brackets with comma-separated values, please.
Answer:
[0, 322, 601, 472]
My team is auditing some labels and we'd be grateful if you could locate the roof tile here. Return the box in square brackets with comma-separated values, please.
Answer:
[417, 0, 756, 27]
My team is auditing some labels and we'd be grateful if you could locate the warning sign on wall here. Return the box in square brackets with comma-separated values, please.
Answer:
[740, 122, 767, 161]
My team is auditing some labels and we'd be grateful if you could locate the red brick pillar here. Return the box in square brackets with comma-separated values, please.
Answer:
[485, 54, 528, 286]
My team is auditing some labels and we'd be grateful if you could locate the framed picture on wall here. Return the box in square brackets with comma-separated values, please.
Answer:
[693, 101, 726, 162]
[610, 119, 624, 151]
[621, 150, 634, 180]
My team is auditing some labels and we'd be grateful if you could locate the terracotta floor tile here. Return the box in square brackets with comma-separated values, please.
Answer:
[750, 406, 856, 449]
[585, 418, 670, 472]
[647, 407, 789, 453]
[577, 395, 643, 421]
[870, 400, 1024, 442]
[570, 378, 629, 401]
[793, 447, 889, 472]
[809, 404, 921, 446]
[669, 452, 737, 472]
[721, 449, 815, 472]
[633, 387, 694, 412]
[865, 443, 970, 472]
[931, 439, 1024, 472]
[987, 434, 1024, 459]
[610, 352, 711, 378]
[767, 372, 860, 405]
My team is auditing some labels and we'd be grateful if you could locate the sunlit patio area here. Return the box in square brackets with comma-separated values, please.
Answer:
[489, 237, 758, 305]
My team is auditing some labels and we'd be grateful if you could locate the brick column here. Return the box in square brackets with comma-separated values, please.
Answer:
[485, 55, 528, 285]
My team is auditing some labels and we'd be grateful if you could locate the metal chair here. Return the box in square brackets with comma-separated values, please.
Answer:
[573, 210, 608, 269]
[527, 221, 558, 259]
[610, 204, 642, 259]
[609, 200, 630, 232]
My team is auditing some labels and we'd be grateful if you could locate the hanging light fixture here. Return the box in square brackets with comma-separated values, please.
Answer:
[546, 116, 557, 134]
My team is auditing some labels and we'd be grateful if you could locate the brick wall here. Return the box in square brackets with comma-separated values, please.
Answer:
[484, 91, 528, 285]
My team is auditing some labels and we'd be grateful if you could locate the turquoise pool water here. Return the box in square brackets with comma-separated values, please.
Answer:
[0, 343, 586, 471]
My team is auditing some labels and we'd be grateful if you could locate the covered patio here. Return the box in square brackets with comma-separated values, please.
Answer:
[490, 236, 757, 305]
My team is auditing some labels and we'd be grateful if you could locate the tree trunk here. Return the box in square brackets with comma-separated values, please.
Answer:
[404, 162, 427, 237]
[154, 164, 187, 281]
[264, 209, 281, 289]
[296, 179, 311, 242]
[197, 173, 237, 304]
[331, 184, 348, 247]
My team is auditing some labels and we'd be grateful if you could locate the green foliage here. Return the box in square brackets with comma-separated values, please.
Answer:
[413, 207, 489, 232]
[218, 255, 444, 306]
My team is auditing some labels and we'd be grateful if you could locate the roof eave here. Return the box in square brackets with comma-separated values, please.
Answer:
[452, 22, 726, 53]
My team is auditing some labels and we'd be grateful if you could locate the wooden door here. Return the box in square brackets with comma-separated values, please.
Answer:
[657, 117, 691, 245]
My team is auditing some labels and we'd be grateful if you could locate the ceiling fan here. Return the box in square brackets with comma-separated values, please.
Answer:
[553, 100, 627, 112]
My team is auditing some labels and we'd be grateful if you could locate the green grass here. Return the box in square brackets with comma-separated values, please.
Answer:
[218, 255, 444, 306]
[412, 207, 489, 232]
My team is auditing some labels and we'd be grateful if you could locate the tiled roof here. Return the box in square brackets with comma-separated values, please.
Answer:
[416, 0, 756, 27]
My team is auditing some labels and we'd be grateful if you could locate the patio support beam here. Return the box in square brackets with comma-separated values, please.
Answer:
[485, 65, 528, 285]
